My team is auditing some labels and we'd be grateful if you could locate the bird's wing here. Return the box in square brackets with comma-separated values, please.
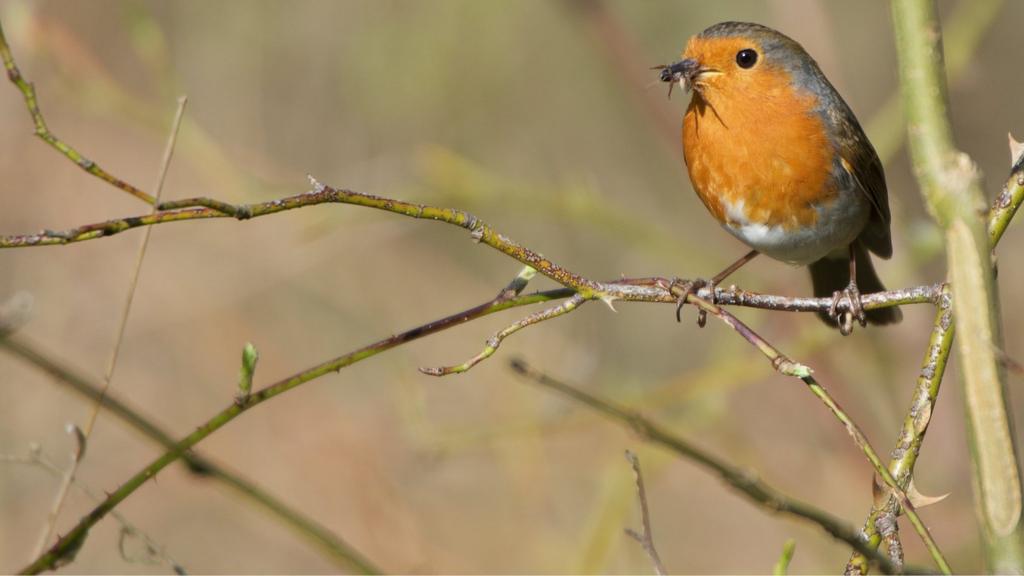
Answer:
[835, 112, 893, 259]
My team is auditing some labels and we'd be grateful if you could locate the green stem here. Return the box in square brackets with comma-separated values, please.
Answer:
[890, 0, 1023, 571]
[0, 20, 155, 204]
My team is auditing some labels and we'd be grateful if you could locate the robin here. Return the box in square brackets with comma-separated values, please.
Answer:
[659, 21, 901, 334]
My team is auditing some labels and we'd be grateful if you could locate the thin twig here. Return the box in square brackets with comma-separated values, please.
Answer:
[31, 96, 188, 558]
[3, 446, 186, 573]
[0, 20, 155, 204]
[624, 450, 667, 576]
[508, 359, 907, 575]
[421, 294, 586, 376]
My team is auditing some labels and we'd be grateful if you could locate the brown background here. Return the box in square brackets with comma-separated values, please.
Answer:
[1, 0, 1022, 573]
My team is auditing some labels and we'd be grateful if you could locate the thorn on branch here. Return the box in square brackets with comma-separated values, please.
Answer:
[1009, 133, 1024, 169]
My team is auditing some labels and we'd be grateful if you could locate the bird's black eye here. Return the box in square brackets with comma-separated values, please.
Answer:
[736, 48, 758, 69]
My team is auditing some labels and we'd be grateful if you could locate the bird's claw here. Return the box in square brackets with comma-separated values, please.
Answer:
[664, 277, 714, 326]
[829, 283, 866, 336]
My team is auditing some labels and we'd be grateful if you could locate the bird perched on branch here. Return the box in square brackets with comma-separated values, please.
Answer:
[658, 21, 901, 334]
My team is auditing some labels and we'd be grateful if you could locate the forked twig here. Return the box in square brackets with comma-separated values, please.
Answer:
[624, 450, 667, 575]
[421, 294, 586, 376]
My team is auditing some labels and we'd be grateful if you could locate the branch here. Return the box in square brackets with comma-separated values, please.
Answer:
[508, 359, 908, 575]
[421, 294, 587, 376]
[624, 450, 667, 576]
[845, 288, 953, 575]
[877, 511, 904, 572]
[1, 179, 943, 314]
[0, 20, 155, 204]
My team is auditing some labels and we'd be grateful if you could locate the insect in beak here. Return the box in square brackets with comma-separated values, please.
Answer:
[653, 58, 703, 99]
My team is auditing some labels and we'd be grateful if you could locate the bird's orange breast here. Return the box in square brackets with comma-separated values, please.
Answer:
[682, 67, 836, 231]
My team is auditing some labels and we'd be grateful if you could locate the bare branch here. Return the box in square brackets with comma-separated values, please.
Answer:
[421, 294, 586, 376]
[624, 450, 667, 576]
[0, 20, 155, 204]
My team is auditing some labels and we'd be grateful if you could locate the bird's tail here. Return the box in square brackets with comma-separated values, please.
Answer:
[808, 243, 902, 329]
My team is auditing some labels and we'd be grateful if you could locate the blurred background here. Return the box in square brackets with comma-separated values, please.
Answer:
[1, 0, 1022, 572]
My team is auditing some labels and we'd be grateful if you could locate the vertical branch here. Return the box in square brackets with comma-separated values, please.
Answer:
[892, 0, 1023, 570]
[846, 288, 954, 575]
[624, 450, 667, 575]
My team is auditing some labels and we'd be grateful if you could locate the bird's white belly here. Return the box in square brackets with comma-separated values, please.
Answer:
[721, 192, 870, 265]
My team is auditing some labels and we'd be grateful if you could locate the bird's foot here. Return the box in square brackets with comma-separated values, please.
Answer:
[662, 277, 715, 326]
[828, 282, 867, 336]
